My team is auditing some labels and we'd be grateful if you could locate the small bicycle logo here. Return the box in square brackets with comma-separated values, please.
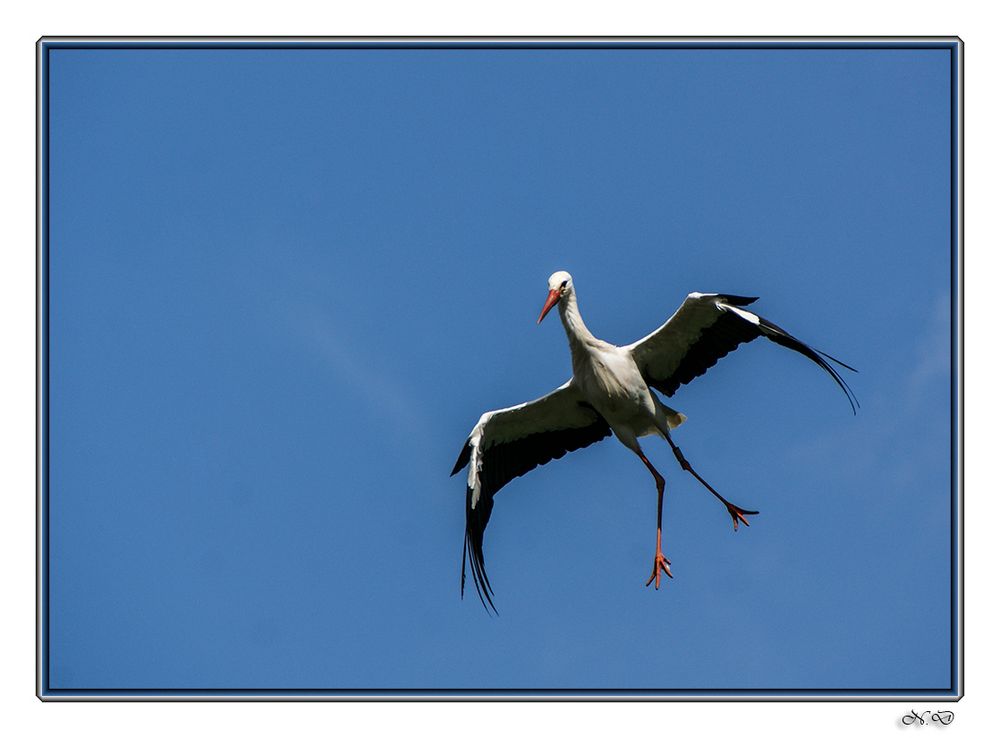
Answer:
[901, 710, 955, 726]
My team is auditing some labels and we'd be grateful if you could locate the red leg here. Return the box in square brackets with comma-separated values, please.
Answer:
[664, 433, 759, 531]
[636, 450, 673, 589]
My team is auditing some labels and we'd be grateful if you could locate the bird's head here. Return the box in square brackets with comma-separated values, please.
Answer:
[538, 271, 573, 324]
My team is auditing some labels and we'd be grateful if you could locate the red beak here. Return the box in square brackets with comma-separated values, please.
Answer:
[537, 289, 562, 324]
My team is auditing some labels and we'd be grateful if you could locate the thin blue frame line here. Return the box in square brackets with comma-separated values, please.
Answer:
[38, 38, 961, 51]
[949, 41, 956, 696]
[37, 37, 963, 700]
[40, 39, 51, 699]
[949, 40, 963, 698]
[40, 687, 959, 698]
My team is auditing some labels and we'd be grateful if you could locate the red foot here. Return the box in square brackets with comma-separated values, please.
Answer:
[726, 503, 759, 531]
[645, 551, 673, 589]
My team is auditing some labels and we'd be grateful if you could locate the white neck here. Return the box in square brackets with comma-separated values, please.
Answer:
[558, 289, 600, 365]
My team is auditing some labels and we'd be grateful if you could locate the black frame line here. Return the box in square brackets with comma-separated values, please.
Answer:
[36, 35, 964, 702]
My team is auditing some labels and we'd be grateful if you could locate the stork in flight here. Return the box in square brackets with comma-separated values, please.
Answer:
[451, 271, 857, 612]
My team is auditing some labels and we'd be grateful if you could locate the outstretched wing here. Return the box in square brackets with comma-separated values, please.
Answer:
[626, 292, 858, 412]
[451, 381, 611, 613]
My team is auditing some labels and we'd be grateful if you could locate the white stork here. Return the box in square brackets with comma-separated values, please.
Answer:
[452, 271, 857, 612]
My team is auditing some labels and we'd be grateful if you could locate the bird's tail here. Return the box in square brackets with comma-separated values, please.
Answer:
[653, 397, 687, 431]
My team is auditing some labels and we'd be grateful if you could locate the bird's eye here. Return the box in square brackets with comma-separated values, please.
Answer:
[560, 280, 568, 289]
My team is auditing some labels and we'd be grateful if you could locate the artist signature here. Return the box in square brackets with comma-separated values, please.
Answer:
[901, 710, 955, 726]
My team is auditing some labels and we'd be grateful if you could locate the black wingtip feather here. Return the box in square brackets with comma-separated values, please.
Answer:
[451, 442, 472, 477]
[462, 487, 498, 615]
[757, 316, 859, 414]
[814, 348, 859, 373]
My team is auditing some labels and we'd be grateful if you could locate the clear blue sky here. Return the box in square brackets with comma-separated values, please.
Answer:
[47, 47, 953, 691]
